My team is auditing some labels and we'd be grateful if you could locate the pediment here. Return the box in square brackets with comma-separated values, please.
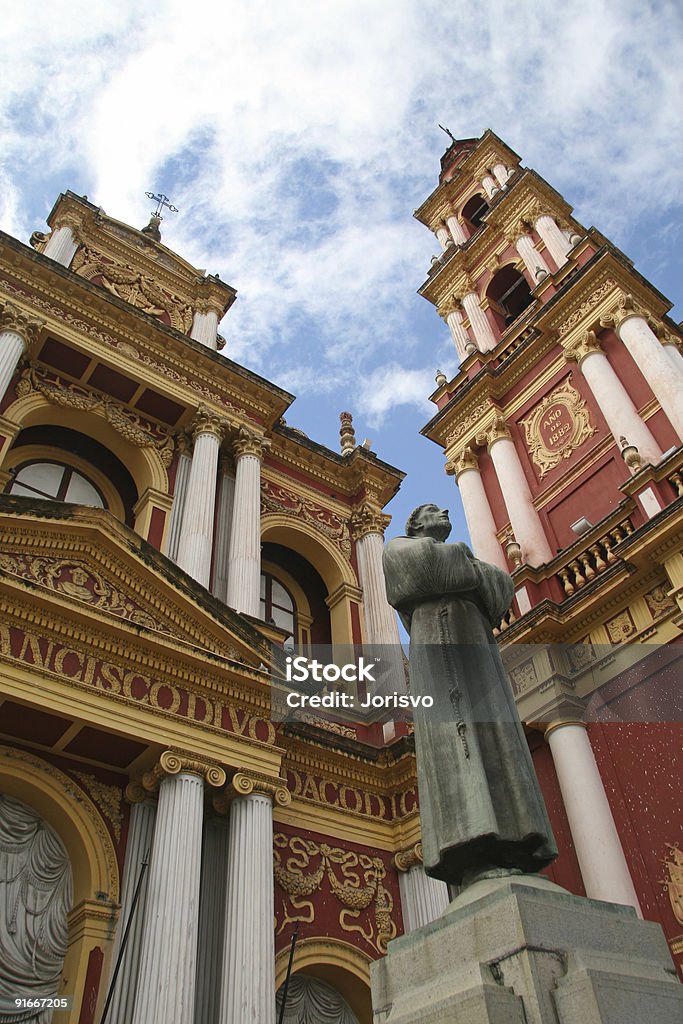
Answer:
[0, 497, 272, 669]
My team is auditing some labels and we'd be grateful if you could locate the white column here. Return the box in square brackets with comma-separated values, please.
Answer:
[398, 864, 449, 932]
[514, 234, 551, 282]
[571, 337, 662, 463]
[492, 163, 512, 187]
[190, 310, 219, 350]
[434, 224, 451, 251]
[534, 214, 572, 268]
[617, 314, 683, 440]
[445, 213, 467, 245]
[354, 515, 405, 697]
[219, 790, 277, 1024]
[663, 340, 683, 376]
[0, 305, 42, 401]
[107, 798, 157, 1024]
[164, 447, 192, 561]
[454, 458, 507, 570]
[546, 721, 642, 914]
[480, 175, 499, 199]
[43, 224, 78, 266]
[462, 291, 498, 352]
[211, 467, 235, 603]
[194, 818, 230, 1024]
[132, 760, 218, 1024]
[176, 409, 225, 588]
[488, 426, 553, 566]
[443, 307, 472, 362]
[226, 430, 266, 616]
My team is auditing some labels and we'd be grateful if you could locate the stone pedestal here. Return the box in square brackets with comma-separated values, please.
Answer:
[371, 876, 682, 1024]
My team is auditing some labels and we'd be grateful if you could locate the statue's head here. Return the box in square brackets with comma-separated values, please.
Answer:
[405, 504, 452, 542]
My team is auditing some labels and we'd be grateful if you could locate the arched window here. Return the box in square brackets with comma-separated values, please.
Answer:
[461, 193, 489, 234]
[260, 572, 296, 636]
[7, 461, 105, 507]
[486, 265, 534, 331]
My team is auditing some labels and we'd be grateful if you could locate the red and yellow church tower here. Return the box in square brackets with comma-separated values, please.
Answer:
[416, 129, 683, 974]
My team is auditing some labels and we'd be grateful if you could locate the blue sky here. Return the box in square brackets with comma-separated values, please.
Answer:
[2, 0, 682, 543]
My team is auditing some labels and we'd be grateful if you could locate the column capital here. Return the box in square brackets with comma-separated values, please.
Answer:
[213, 770, 291, 812]
[394, 842, 423, 872]
[124, 780, 148, 804]
[51, 210, 83, 235]
[0, 301, 44, 351]
[191, 404, 229, 442]
[232, 425, 270, 460]
[525, 199, 545, 225]
[438, 295, 460, 318]
[142, 749, 227, 791]
[349, 501, 391, 540]
[457, 271, 476, 296]
[485, 414, 511, 449]
[599, 292, 648, 332]
[563, 328, 602, 365]
[447, 447, 479, 479]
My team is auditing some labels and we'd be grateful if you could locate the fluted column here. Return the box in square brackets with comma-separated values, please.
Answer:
[603, 297, 683, 440]
[176, 407, 227, 588]
[445, 210, 467, 245]
[218, 772, 291, 1024]
[480, 174, 499, 199]
[487, 417, 553, 566]
[194, 818, 230, 1024]
[510, 231, 551, 282]
[0, 303, 43, 401]
[131, 753, 226, 1024]
[226, 429, 268, 616]
[190, 309, 219, 350]
[395, 845, 449, 932]
[439, 299, 472, 362]
[663, 338, 683, 376]
[107, 794, 157, 1024]
[492, 163, 512, 187]
[211, 463, 236, 603]
[564, 331, 662, 463]
[434, 224, 451, 250]
[43, 223, 78, 266]
[164, 438, 192, 561]
[534, 213, 572, 268]
[449, 450, 507, 570]
[545, 715, 641, 914]
[461, 287, 498, 352]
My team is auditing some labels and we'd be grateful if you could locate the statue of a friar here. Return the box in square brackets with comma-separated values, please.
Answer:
[383, 504, 557, 889]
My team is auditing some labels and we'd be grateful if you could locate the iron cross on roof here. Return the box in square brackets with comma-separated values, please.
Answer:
[144, 192, 179, 218]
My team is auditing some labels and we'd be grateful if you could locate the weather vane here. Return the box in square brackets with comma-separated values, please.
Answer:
[438, 124, 456, 143]
[144, 192, 179, 219]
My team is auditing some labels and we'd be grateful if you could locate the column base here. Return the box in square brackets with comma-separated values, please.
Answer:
[371, 875, 682, 1023]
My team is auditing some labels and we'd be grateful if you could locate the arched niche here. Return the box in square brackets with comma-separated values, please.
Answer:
[275, 937, 372, 1024]
[486, 263, 534, 332]
[0, 745, 120, 1022]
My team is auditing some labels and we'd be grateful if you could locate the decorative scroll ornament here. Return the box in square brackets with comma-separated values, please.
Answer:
[394, 842, 423, 872]
[74, 772, 124, 841]
[0, 300, 44, 351]
[444, 401, 490, 447]
[486, 413, 512, 448]
[261, 479, 351, 557]
[662, 843, 683, 926]
[557, 278, 617, 337]
[446, 447, 478, 478]
[15, 365, 175, 466]
[563, 328, 602, 365]
[274, 832, 397, 954]
[521, 376, 596, 477]
[214, 770, 291, 808]
[72, 243, 193, 332]
[599, 292, 650, 331]
[349, 502, 391, 540]
[142, 749, 226, 791]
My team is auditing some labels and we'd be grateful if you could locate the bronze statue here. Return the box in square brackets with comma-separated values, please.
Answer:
[383, 504, 557, 888]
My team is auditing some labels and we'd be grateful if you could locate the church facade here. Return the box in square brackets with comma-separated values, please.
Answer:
[0, 129, 680, 1024]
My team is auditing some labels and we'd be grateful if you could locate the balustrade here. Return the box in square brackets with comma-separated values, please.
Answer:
[557, 518, 634, 597]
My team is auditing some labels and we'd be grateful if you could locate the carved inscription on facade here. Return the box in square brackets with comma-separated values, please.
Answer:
[521, 376, 596, 477]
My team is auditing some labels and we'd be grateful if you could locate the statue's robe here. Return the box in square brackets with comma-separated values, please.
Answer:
[383, 536, 557, 886]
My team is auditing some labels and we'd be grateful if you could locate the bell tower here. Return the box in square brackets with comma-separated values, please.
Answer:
[415, 129, 683, 974]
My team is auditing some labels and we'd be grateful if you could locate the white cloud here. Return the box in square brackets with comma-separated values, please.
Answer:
[1, 0, 682, 443]
[357, 364, 436, 426]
